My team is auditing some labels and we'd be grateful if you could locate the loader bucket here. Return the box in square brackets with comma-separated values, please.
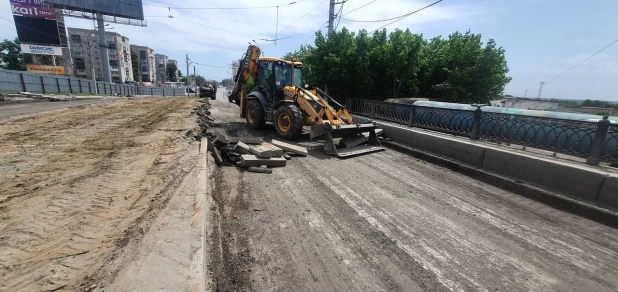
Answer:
[311, 123, 384, 158]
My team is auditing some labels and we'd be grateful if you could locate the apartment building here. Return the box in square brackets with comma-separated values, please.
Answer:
[154, 54, 168, 83]
[130, 45, 156, 83]
[67, 27, 133, 83]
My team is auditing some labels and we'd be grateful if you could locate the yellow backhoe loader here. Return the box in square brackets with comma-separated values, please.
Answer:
[228, 45, 383, 157]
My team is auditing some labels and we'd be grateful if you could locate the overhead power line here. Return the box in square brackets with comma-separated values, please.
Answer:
[279, 0, 328, 34]
[194, 62, 229, 68]
[143, 0, 307, 10]
[343, 0, 442, 23]
[173, 17, 276, 41]
[372, 0, 443, 32]
[546, 39, 618, 85]
[301, 21, 329, 45]
[334, 1, 346, 31]
[342, 0, 378, 16]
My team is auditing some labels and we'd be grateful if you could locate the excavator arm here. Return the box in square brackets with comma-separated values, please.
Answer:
[228, 45, 261, 107]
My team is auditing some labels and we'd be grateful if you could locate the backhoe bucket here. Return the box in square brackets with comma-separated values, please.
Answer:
[311, 123, 384, 158]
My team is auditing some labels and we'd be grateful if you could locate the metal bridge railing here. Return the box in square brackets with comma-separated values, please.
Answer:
[345, 98, 617, 165]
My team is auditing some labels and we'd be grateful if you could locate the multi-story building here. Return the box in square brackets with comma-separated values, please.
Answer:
[130, 45, 156, 83]
[67, 27, 133, 83]
[154, 54, 168, 83]
[168, 59, 179, 81]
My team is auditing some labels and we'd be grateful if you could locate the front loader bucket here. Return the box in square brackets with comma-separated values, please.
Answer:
[311, 123, 384, 158]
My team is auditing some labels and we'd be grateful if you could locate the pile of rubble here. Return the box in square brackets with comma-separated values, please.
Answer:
[193, 99, 215, 138]
[207, 135, 308, 174]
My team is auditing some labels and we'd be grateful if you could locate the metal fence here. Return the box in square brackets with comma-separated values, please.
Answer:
[346, 98, 618, 165]
[0, 69, 186, 97]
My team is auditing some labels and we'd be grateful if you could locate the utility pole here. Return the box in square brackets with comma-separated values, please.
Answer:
[194, 65, 197, 97]
[185, 54, 189, 87]
[537, 82, 545, 99]
[96, 12, 112, 83]
[328, 0, 335, 37]
[524, 89, 528, 98]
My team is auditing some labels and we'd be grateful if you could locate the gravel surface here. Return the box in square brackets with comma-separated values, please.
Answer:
[207, 92, 618, 292]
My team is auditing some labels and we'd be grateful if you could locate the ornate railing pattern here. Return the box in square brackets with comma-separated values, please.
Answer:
[413, 106, 475, 135]
[478, 113, 597, 157]
[345, 98, 618, 164]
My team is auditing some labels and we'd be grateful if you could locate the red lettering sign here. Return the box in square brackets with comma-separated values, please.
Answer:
[11, 3, 56, 19]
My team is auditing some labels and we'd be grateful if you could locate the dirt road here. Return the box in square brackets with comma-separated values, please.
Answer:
[207, 92, 618, 291]
[0, 97, 203, 291]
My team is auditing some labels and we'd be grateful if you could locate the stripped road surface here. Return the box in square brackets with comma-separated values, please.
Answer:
[208, 92, 618, 292]
[0, 97, 203, 291]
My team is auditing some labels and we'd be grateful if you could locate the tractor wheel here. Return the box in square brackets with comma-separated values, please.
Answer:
[274, 103, 304, 140]
[245, 99, 266, 129]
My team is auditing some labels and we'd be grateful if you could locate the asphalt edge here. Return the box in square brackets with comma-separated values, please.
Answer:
[384, 141, 618, 229]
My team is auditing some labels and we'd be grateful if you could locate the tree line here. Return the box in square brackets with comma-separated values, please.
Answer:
[282, 28, 512, 104]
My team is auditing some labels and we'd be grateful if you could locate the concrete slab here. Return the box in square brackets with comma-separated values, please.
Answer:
[261, 142, 284, 157]
[249, 145, 274, 158]
[233, 141, 251, 154]
[271, 140, 308, 157]
[216, 135, 263, 145]
[240, 155, 287, 168]
[598, 175, 618, 209]
[207, 140, 224, 165]
[482, 148, 606, 202]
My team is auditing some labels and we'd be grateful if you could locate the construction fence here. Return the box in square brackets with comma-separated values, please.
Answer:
[0, 69, 186, 97]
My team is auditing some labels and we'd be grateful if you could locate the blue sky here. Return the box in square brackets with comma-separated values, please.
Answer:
[0, 0, 616, 100]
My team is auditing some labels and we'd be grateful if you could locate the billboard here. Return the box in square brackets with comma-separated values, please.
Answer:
[11, 3, 56, 19]
[26, 64, 65, 74]
[10, 0, 46, 5]
[47, 0, 144, 20]
[14, 15, 61, 45]
[20, 43, 62, 55]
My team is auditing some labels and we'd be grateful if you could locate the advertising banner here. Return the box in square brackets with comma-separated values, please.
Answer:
[11, 3, 56, 19]
[26, 64, 65, 75]
[20, 43, 63, 55]
[10, 0, 46, 6]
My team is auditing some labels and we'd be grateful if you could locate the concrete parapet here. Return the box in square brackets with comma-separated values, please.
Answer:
[481, 148, 606, 201]
[408, 130, 486, 167]
[598, 175, 618, 209]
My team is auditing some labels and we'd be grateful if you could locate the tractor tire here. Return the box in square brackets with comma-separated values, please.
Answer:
[274, 103, 304, 140]
[246, 99, 266, 129]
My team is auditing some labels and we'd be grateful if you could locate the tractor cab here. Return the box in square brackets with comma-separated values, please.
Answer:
[255, 57, 303, 104]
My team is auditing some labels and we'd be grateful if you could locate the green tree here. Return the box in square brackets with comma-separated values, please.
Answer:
[166, 63, 178, 82]
[0, 37, 32, 70]
[282, 28, 511, 103]
[130, 50, 139, 81]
